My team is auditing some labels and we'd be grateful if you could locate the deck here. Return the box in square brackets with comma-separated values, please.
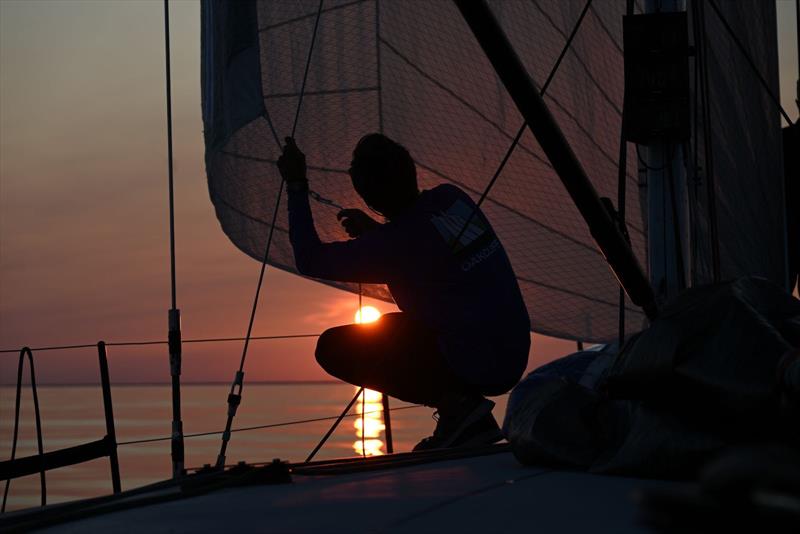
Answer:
[11, 447, 687, 533]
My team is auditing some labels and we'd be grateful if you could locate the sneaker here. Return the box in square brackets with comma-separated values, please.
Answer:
[413, 397, 503, 452]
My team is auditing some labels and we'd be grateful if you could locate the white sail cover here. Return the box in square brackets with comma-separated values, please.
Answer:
[201, 0, 785, 343]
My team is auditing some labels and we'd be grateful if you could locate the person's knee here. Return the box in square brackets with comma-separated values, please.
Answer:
[316, 326, 354, 378]
[315, 328, 337, 371]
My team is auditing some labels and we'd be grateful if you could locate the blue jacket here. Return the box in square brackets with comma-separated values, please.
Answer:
[288, 183, 530, 393]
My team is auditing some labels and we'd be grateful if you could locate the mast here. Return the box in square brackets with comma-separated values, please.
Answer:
[644, 0, 690, 301]
[454, 0, 658, 320]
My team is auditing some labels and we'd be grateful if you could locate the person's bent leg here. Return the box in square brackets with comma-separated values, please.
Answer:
[315, 313, 503, 450]
[315, 312, 467, 406]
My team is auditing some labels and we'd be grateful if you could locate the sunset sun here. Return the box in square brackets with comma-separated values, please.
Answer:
[354, 305, 381, 324]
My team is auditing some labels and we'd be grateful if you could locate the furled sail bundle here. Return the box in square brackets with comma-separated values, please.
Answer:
[201, 0, 787, 343]
[684, 1, 786, 289]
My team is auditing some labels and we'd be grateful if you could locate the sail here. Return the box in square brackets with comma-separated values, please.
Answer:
[201, 0, 648, 343]
[686, 0, 787, 289]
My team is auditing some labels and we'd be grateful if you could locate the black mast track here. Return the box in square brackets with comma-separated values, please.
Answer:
[453, 0, 658, 320]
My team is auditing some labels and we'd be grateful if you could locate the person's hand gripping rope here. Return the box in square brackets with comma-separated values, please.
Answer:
[279, 137, 379, 238]
[277, 137, 308, 192]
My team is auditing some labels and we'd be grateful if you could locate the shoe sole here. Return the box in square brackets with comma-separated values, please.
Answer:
[439, 398, 497, 449]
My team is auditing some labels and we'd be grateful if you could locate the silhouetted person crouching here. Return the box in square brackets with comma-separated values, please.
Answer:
[278, 134, 530, 450]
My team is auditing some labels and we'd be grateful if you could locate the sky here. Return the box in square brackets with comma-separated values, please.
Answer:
[1, 0, 798, 385]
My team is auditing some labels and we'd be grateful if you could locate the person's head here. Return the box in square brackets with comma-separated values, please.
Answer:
[349, 134, 419, 219]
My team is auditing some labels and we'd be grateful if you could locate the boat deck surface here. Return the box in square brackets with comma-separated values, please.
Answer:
[37, 450, 686, 533]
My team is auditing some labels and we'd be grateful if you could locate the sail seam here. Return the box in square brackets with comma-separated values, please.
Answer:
[264, 86, 379, 99]
[528, 0, 623, 116]
[416, 161, 604, 255]
[212, 177, 638, 313]
[219, 149, 348, 175]
[257, 0, 369, 32]
[379, 37, 547, 166]
[587, 4, 623, 55]
[380, 36, 642, 211]
[517, 276, 641, 313]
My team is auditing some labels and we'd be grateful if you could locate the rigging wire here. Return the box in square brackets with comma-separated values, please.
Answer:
[361, 388, 366, 458]
[215, 0, 326, 469]
[164, 0, 177, 311]
[356, 283, 367, 458]
[689, 8, 702, 284]
[2, 348, 45, 513]
[306, 386, 363, 463]
[302, 0, 595, 461]
[694, 0, 721, 283]
[616, 114, 628, 346]
[449, 0, 593, 248]
[614, 0, 637, 345]
[162, 0, 185, 479]
[310, 2, 597, 461]
[0, 334, 322, 355]
[706, 0, 794, 126]
[117, 404, 421, 447]
[666, 153, 687, 291]
[635, 144, 673, 171]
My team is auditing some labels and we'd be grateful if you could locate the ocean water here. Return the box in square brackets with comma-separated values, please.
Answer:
[0, 384, 509, 512]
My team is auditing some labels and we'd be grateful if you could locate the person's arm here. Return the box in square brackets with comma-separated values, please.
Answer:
[287, 189, 400, 283]
[278, 137, 404, 283]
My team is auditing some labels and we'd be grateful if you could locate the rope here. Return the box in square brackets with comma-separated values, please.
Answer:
[2, 348, 46, 512]
[449, 0, 593, 248]
[117, 404, 420, 446]
[706, 0, 794, 126]
[614, 0, 637, 347]
[292, 0, 325, 139]
[305, 386, 363, 463]
[215, 0, 326, 469]
[356, 284, 367, 458]
[635, 144, 672, 171]
[616, 109, 628, 346]
[361, 389, 366, 458]
[666, 152, 687, 290]
[302, 0, 594, 460]
[693, 0, 721, 282]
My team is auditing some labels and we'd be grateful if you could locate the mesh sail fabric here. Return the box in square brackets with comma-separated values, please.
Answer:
[202, 0, 647, 343]
[687, 0, 787, 289]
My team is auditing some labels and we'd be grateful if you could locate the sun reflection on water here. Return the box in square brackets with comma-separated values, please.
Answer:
[353, 305, 386, 456]
[353, 387, 385, 456]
